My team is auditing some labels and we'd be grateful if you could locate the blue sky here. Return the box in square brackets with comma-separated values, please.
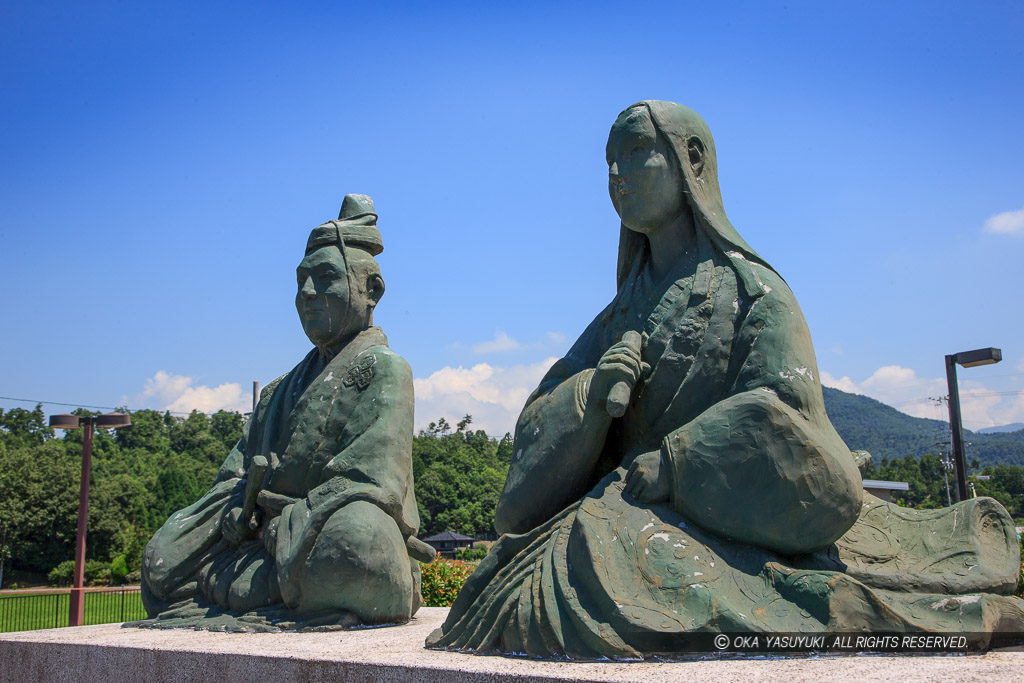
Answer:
[2, 1, 1022, 435]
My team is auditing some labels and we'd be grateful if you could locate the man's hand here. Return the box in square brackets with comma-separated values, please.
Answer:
[624, 450, 671, 503]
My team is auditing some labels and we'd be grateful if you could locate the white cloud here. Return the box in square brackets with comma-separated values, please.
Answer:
[471, 330, 523, 355]
[984, 208, 1024, 235]
[820, 371, 862, 395]
[822, 364, 1024, 431]
[468, 330, 569, 356]
[414, 358, 558, 435]
[133, 370, 251, 414]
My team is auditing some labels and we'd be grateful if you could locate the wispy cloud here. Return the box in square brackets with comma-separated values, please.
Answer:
[984, 208, 1024, 235]
[130, 371, 251, 414]
[471, 330, 523, 355]
[414, 358, 558, 435]
[546, 331, 567, 345]
[467, 330, 567, 356]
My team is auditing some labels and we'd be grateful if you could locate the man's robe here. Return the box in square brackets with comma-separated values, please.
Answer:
[140, 326, 422, 630]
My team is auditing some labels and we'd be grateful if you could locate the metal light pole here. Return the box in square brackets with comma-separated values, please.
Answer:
[944, 347, 1001, 503]
[48, 412, 131, 627]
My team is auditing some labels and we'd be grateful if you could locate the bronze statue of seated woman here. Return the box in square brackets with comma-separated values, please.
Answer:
[427, 102, 1024, 658]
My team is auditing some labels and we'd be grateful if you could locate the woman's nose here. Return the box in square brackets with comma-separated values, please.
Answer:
[300, 276, 316, 300]
[609, 163, 622, 183]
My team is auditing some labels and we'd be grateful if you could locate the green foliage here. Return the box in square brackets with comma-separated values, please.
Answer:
[110, 555, 128, 585]
[419, 559, 476, 607]
[0, 405, 53, 448]
[46, 559, 110, 587]
[413, 415, 511, 538]
[1, 404, 242, 581]
[863, 453, 1024, 521]
[455, 543, 488, 561]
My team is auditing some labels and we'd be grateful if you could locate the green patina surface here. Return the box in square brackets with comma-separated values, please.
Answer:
[426, 102, 1024, 658]
[132, 195, 434, 632]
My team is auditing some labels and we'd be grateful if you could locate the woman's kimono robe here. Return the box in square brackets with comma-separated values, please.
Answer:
[427, 101, 1024, 658]
[140, 326, 424, 631]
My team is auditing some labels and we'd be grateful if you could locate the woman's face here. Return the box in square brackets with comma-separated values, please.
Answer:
[606, 108, 684, 235]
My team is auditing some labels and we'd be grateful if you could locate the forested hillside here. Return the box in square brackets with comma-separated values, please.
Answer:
[822, 386, 1024, 466]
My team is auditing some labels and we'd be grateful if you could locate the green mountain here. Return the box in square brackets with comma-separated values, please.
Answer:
[821, 386, 1024, 467]
[978, 422, 1024, 434]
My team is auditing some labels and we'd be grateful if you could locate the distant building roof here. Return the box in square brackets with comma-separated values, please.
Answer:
[422, 530, 476, 543]
[862, 479, 910, 491]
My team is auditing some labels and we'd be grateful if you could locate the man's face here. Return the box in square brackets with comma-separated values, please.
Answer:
[295, 246, 352, 349]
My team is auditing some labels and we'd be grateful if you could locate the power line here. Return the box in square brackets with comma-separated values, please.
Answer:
[895, 390, 1023, 407]
[0, 395, 238, 418]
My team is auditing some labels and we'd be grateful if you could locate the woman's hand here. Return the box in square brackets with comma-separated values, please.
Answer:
[591, 332, 644, 415]
[261, 516, 280, 556]
[624, 450, 671, 503]
[221, 506, 257, 546]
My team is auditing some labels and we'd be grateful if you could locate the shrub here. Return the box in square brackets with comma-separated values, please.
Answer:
[455, 544, 487, 561]
[110, 555, 128, 585]
[47, 560, 75, 587]
[420, 559, 475, 607]
[47, 559, 113, 587]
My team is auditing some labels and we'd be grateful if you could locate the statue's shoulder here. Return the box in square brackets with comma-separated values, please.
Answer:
[343, 343, 412, 393]
[258, 373, 289, 403]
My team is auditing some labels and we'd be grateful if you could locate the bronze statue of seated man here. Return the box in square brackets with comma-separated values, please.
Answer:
[137, 194, 434, 632]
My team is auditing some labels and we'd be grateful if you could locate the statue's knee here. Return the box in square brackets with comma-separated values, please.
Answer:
[300, 501, 412, 621]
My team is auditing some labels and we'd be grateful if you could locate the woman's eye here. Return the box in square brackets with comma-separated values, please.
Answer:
[631, 145, 646, 155]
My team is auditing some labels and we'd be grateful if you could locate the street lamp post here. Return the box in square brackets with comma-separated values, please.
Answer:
[944, 347, 1001, 503]
[48, 412, 131, 627]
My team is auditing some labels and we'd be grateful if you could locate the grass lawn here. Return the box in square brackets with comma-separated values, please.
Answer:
[0, 588, 146, 633]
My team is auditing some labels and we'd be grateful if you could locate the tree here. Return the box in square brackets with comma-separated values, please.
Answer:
[412, 417, 510, 538]
[0, 405, 244, 583]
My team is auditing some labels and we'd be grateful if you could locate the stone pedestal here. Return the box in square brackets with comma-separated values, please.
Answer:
[1, 607, 1021, 682]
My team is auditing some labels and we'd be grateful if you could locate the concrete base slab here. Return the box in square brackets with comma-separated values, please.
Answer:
[2, 607, 1022, 682]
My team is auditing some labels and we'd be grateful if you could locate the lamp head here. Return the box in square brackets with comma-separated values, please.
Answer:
[48, 414, 81, 430]
[96, 413, 131, 428]
[954, 347, 1002, 368]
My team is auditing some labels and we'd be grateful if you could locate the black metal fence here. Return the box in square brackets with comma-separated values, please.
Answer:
[0, 586, 146, 633]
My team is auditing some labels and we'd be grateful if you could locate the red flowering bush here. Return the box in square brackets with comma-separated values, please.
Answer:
[420, 559, 476, 607]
